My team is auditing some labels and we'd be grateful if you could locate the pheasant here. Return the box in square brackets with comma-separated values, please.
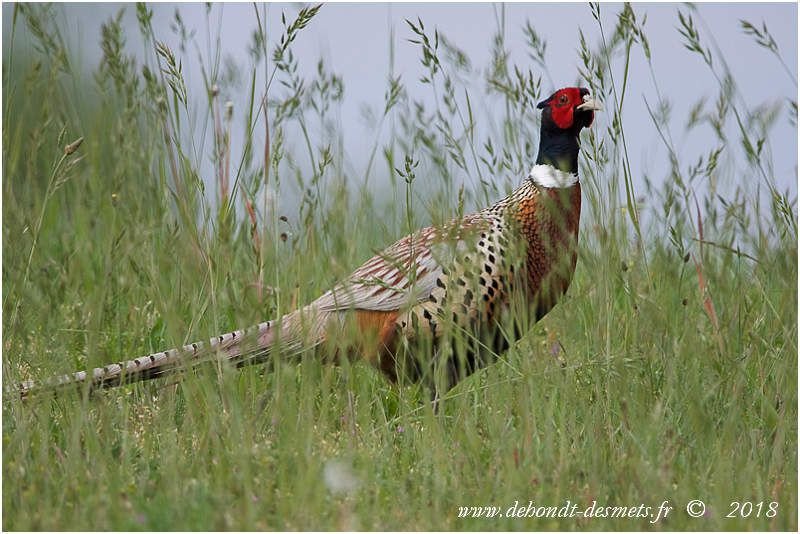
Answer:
[16, 87, 600, 399]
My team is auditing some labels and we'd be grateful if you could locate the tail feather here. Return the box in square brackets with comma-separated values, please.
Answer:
[15, 308, 326, 400]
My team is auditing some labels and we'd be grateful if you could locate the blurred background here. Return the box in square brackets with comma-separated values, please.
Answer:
[3, 2, 796, 208]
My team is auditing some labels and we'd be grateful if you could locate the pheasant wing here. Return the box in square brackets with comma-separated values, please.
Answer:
[314, 214, 489, 313]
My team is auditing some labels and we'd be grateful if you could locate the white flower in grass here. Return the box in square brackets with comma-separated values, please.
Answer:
[323, 460, 360, 495]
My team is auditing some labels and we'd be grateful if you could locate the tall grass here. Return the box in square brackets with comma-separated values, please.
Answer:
[3, 3, 796, 530]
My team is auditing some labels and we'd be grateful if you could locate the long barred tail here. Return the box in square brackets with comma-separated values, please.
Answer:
[15, 309, 322, 400]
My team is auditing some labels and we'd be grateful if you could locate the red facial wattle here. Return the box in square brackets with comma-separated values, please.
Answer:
[548, 87, 584, 129]
[550, 103, 573, 129]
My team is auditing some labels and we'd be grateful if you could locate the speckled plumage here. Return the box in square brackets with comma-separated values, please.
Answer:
[339, 176, 583, 388]
[16, 87, 599, 399]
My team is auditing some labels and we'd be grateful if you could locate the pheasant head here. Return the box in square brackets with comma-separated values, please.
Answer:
[535, 87, 601, 174]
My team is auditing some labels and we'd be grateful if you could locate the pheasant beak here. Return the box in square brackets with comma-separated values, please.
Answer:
[577, 94, 602, 112]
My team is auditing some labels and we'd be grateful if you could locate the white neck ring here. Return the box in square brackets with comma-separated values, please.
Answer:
[528, 164, 579, 188]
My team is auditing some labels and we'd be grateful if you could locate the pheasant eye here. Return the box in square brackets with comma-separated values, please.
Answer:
[558, 93, 569, 106]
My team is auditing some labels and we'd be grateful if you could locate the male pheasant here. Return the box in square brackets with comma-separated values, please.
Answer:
[17, 87, 600, 399]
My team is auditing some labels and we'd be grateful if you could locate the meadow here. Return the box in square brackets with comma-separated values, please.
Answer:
[2, 3, 797, 530]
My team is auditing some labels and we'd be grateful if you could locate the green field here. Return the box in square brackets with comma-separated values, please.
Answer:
[3, 4, 797, 530]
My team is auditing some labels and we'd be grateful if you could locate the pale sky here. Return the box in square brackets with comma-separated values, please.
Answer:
[3, 2, 797, 219]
